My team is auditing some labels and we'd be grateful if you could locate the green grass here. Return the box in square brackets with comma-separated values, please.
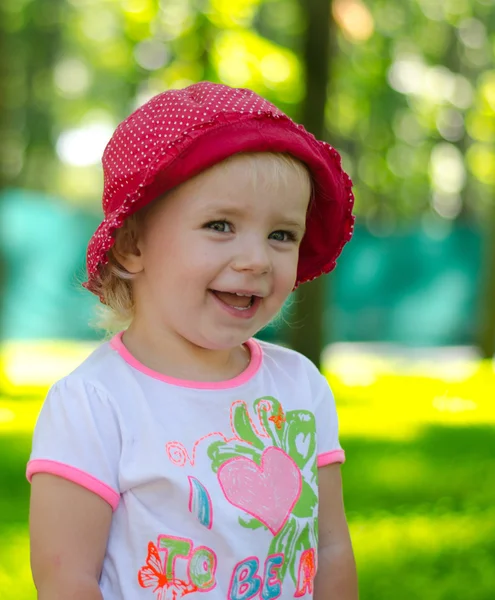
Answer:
[0, 432, 35, 599]
[344, 426, 495, 599]
[1, 345, 494, 599]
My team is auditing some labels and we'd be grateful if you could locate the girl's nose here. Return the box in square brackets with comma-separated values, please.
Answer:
[231, 240, 272, 275]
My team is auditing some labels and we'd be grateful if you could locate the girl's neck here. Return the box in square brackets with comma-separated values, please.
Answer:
[121, 323, 250, 383]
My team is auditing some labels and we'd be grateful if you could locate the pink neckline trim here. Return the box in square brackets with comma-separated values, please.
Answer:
[110, 332, 263, 389]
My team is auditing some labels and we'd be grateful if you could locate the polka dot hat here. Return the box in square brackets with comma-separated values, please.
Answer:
[84, 81, 355, 299]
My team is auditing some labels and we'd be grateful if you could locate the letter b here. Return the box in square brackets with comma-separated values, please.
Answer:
[228, 557, 262, 600]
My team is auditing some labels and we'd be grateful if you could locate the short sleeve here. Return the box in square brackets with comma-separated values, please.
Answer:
[26, 376, 122, 510]
[312, 372, 345, 467]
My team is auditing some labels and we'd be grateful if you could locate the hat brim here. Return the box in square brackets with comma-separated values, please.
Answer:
[84, 112, 354, 298]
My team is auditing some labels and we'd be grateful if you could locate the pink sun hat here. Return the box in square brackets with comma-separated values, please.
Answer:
[84, 81, 355, 299]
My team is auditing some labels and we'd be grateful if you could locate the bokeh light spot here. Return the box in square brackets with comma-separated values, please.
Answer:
[466, 144, 495, 185]
[260, 53, 291, 84]
[53, 57, 92, 98]
[429, 143, 466, 196]
[134, 40, 169, 70]
[56, 122, 114, 167]
[333, 0, 374, 42]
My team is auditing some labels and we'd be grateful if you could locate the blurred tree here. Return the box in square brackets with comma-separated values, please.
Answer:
[288, 0, 333, 368]
[21, 0, 65, 191]
[1, 0, 24, 191]
[0, 1, 8, 356]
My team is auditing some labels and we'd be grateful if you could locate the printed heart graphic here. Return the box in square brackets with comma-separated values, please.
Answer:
[217, 446, 302, 535]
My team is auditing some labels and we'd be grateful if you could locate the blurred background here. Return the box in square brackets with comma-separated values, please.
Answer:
[1, 0, 495, 598]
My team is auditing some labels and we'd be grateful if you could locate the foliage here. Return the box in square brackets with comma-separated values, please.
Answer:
[1, 0, 494, 220]
[330, 0, 495, 229]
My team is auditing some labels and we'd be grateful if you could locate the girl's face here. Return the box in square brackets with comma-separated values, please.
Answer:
[122, 154, 311, 352]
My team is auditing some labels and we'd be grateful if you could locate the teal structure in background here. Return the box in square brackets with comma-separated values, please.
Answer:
[328, 221, 481, 346]
[0, 189, 482, 346]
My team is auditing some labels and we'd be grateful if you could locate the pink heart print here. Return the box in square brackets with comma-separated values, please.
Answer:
[217, 446, 302, 535]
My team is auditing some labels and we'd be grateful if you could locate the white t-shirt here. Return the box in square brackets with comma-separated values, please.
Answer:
[27, 334, 345, 600]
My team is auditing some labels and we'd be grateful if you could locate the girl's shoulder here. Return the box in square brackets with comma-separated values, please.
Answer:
[254, 339, 324, 383]
[48, 338, 133, 410]
[254, 339, 335, 415]
[62, 339, 122, 391]
[38, 339, 139, 444]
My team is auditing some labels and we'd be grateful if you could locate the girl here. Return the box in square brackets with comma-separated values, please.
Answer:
[27, 82, 358, 599]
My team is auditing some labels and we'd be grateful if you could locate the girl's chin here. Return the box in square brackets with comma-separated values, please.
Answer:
[197, 335, 254, 352]
[194, 322, 267, 350]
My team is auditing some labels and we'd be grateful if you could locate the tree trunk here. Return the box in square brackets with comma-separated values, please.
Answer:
[477, 200, 495, 358]
[290, 0, 333, 368]
[20, 0, 65, 191]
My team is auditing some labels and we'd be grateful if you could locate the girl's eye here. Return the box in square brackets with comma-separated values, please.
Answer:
[270, 230, 298, 242]
[206, 220, 232, 233]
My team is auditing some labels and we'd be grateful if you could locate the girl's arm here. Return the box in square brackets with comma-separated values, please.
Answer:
[30, 473, 113, 600]
[314, 463, 359, 599]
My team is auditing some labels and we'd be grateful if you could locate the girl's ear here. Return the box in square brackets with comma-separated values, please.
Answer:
[112, 245, 144, 274]
[112, 227, 144, 274]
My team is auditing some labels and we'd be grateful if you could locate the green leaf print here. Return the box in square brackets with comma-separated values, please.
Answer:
[283, 411, 317, 473]
[254, 396, 285, 448]
[268, 517, 314, 587]
[309, 517, 319, 554]
[267, 517, 298, 583]
[239, 517, 268, 531]
[311, 453, 318, 483]
[292, 480, 317, 518]
[232, 402, 266, 450]
[207, 440, 260, 473]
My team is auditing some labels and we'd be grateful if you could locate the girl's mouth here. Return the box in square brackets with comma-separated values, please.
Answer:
[209, 290, 262, 319]
[212, 291, 254, 310]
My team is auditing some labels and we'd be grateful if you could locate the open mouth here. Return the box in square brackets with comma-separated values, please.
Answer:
[210, 290, 256, 311]
[209, 289, 261, 312]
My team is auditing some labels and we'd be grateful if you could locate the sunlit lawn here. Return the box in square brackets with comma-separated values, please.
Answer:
[1, 342, 494, 599]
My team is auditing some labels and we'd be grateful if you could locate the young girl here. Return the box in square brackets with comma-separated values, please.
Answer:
[27, 82, 357, 599]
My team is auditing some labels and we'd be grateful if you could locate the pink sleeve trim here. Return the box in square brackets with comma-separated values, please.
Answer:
[317, 449, 346, 467]
[26, 459, 120, 511]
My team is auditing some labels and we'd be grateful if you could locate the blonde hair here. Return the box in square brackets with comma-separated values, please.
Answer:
[92, 152, 312, 335]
